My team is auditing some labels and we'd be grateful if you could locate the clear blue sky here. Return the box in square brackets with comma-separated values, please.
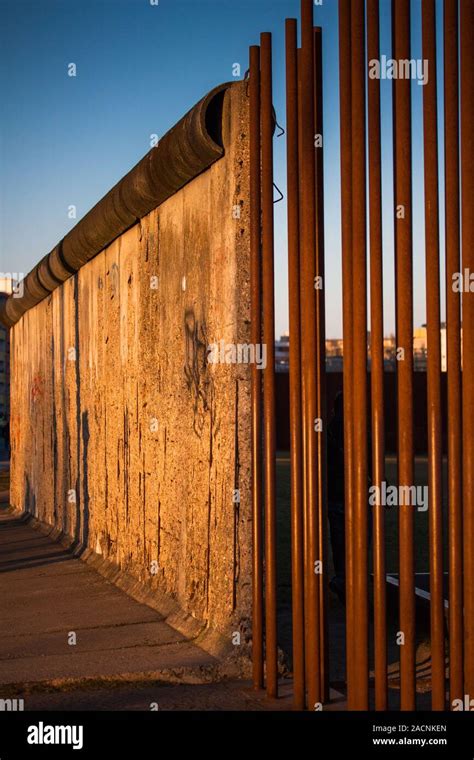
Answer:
[0, 0, 446, 338]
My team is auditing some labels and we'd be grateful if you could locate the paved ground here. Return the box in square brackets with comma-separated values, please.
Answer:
[0, 508, 221, 681]
[0, 507, 271, 710]
[0, 505, 330, 711]
[0, 488, 434, 711]
[15, 680, 348, 711]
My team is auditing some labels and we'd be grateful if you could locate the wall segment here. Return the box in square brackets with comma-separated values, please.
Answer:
[7, 82, 252, 654]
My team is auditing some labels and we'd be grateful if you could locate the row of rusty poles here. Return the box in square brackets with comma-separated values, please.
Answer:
[338, 0, 472, 711]
[286, 8, 329, 709]
[250, 0, 328, 708]
[249, 30, 278, 700]
[284, 0, 329, 710]
[251, 0, 473, 711]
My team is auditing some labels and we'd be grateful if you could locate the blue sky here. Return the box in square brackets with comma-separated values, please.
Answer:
[0, 0, 446, 337]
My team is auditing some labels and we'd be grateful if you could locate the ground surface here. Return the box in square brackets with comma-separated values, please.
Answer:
[0, 458, 438, 711]
[0, 503, 313, 711]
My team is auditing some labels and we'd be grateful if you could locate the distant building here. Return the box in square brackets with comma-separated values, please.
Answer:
[381, 334, 397, 371]
[275, 333, 345, 372]
[369, 326, 453, 372]
[275, 333, 289, 372]
[275, 334, 345, 372]
[413, 327, 428, 371]
[326, 338, 344, 372]
[441, 324, 447, 372]
[276, 325, 453, 373]
[413, 324, 452, 372]
[0, 278, 13, 456]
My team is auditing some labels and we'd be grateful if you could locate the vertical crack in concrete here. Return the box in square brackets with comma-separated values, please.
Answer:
[232, 378, 241, 611]
[51, 331, 58, 522]
[142, 448, 146, 565]
[59, 287, 68, 537]
[73, 274, 82, 549]
[123, 407, 130, 524]
[157, 500, 161, 568]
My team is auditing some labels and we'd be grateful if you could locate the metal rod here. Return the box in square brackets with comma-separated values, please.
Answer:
[297, 50, 308, 664]
[422, 0, 445, 711]
[260, 30, 278, 700]
[298, 47, 303, 202]
[249, 44, 264, 691]
[313, 25, 329, 705]
[392, 0, 416, 710]
[350, 0, 369, 711]
[285, 18, 305, 711]
[299, 0, 321, 709]
[338, 0, 355, 704]
[460, 0, 474, 700]
[444, 0, 463, 708]
[367, 0, 387, 712]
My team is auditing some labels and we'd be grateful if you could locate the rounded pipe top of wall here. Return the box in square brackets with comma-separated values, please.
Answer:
[0, 81, 235, 329]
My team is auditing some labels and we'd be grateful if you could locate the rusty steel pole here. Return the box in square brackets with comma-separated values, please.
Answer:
[422, 0, 445, 711]
[297, 49, 307, 620]
[314, 25, 329, 705]
[367, 0, 387, 712]
[260, 31, 278, 700]
[249, 44, 264, 691]
[350, 0, 369, 711]
[338, 0, 356, 703]
[285, 18, 305, 711]
[297, 46, 306, 602]
[298, 48, 303, 200]
[299, 0, 321, 709]
[392, 0, 416, 710]
[460, 0, 474, 700]
[444, 0, 463, 707]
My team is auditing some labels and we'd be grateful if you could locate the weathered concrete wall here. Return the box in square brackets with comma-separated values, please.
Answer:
[9, 83, 252, 653]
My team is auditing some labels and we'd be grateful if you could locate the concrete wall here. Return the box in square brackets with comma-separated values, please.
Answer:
[9, 83, 252, 652]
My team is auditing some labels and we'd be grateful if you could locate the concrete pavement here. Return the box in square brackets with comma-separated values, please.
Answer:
[0, 504, 435, 711]
[0, 507, 225, 707]
[0, 506, 307, 710]
[0, 506, 349, 711]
